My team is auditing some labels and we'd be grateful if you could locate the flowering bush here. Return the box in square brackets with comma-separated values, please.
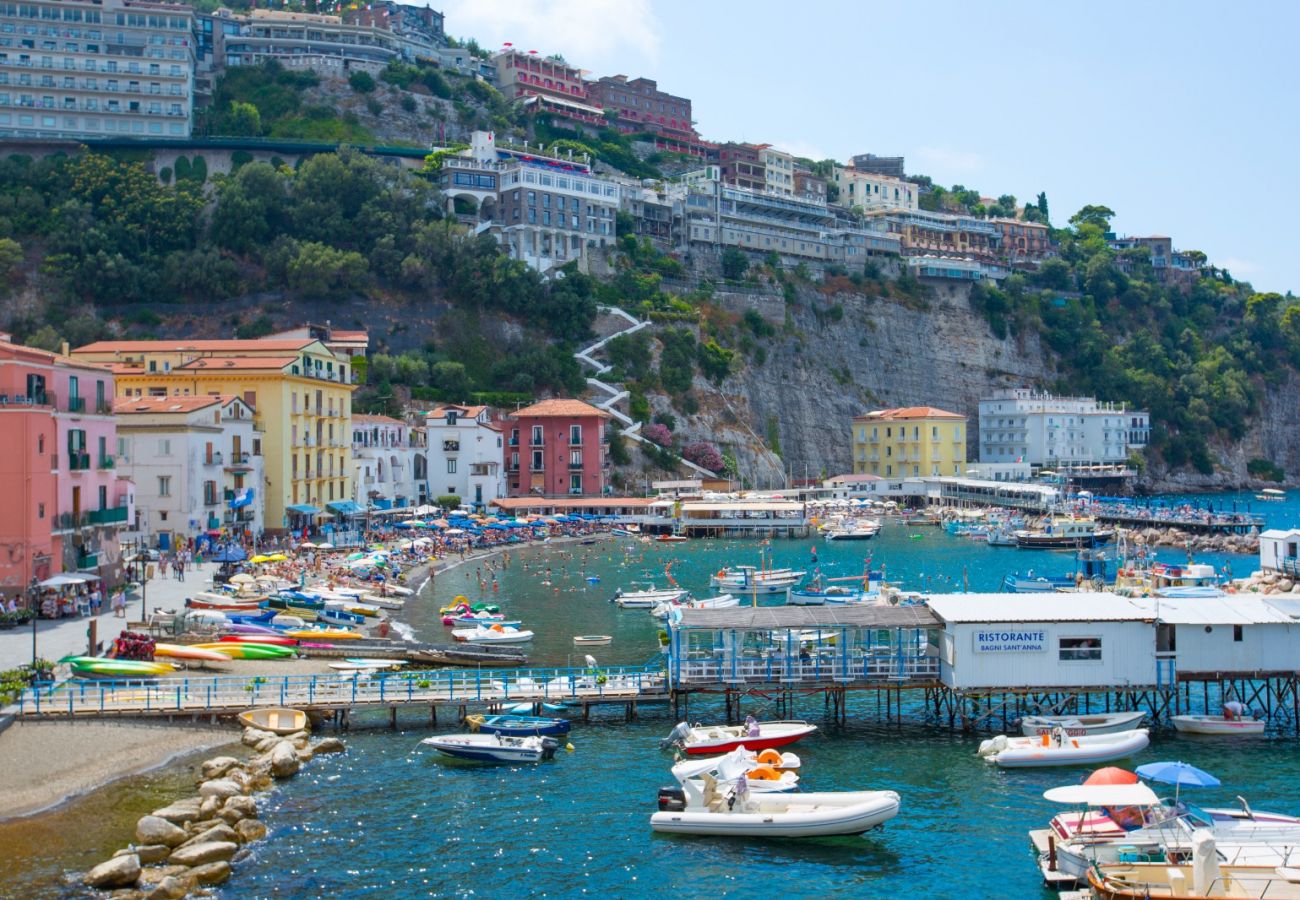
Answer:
[682, 441, 725, 473]
[642, 423, 673, 447]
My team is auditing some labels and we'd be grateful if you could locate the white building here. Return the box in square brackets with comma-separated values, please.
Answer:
[351, 414, 426, 513]
[978, 389, 1150, 467]
[1260, 528, 1300, 576]
[0, 0, 196, 140]
[756, 144, 794, 196]
[829, 165, 919, 212]
[421, 404, 505, 510]
[113, 395, 263, 550]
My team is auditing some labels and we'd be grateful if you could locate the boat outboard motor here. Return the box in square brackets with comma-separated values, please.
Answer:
[659, 722, 691, 750]
[539, 737, 560, 761]
[657, 786, 686, 812]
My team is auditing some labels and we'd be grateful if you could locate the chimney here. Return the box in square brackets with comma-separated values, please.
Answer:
[61, 341, 70, 357]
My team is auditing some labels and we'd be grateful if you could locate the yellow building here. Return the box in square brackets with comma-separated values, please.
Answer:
[851, 407, 967, 478]
[71, 339, 354, 532]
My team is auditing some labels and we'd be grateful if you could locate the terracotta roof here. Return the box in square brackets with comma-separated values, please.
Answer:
[175, 356, 299, 372]
[854, 406, 966, 421]
[490, 497, 654, 510]
[0, 341, 116, 373]
[73, 339, 318, 354]
[328, 330, 369, 340]
[827, 473, 883, 484]
[352, 414, 404, 425]
[429, 404, 488, 418]
[113, 395, 223, 414]
[511, 398, 610, 419]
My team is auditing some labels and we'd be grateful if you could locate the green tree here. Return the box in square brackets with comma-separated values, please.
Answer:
[1069, 204, 1116, 232]
[226, 101, 263, 136]
[1036, 191, 1049, 222]
[0, 237, 21, 281]
[721, 247, 748, 280]
[348, 70, 376, 93]
[286, 241, 368, 295]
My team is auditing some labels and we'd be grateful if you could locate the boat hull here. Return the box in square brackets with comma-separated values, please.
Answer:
[1172, 715, 1266, 735]
[465, 714, 572, 736]
[678, 722, 817, 756]
[984, 729, 1149, 767]
[1020, 711, 1146, 737]
[651, 790, 899, 837]
[422, 734, 558, 763]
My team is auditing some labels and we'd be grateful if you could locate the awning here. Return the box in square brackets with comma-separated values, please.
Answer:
[286, 504, 320, 516]
[38, 573, 93, 587]
[1043, 784, 1159, 807]
[326, 501, 364, 516]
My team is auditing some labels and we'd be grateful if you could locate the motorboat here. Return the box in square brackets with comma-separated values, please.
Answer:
[662, 719, 817, 756]
[822, 520, 881, 541]
[671, 750, 801, 794]
[709, 566, 806, 595]
[1257, 488, 1286, 502]
[652, 748, 898, 837]
[318, 607, 366, 627]
[237, 707, 308, 735]
[407, 645, 527, 667]
[655, 534, 688, 543]
[978, 728, 1149, 767]
[1085, 831, 1300, 899]
[613, 584, 689, 608]
[1015, 516, 1114, 549]
[573, 634, 612, 646]
[1172, 714, 1266, 735]
[421, 733, 559, 763]
[1020, 710, 1146, 737]
[451, 623, 535, 644]
[464, 713, 571, 737]
[1000, 573, 1078, 593]
[651, 594, 738, 618]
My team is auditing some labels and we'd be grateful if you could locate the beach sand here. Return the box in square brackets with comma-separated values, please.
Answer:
[0, 720, 237, 821]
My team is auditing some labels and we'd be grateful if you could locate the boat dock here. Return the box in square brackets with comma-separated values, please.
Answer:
[1092, 510, 1265, 535]
[12, 662, 671, 727]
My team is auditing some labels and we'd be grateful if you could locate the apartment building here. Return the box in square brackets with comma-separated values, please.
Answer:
[794, 170, 828, 204]
[830, 165, 919, 212]
[717, 142, 765, 192]
[202, 8, 402, 76]
[849, 153, 905, 179]
[587, 74, 707, 152]
[492, 48, 604, 125]
[852, 407, 968, 479]
[0, 0, 195, 140]
[978, 389, 1150, 467]
[342, 1, 445, 62]
[351, 414, 426, 512]
[71, 338, 354, 533]
[504, 399, 610, 498]
[113, 394, 264, 549]
[0, 334, 132, 595]
[422, 404, 505, 510]
[756, 145, 794, 196]
[870, 208, 1002, 261]
[991, 218, 1054, 263]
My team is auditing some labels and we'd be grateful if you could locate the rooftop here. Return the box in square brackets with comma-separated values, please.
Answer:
[112, 396, 225, 414]
[511, 398, 611, 419]
[490, 497, 654, 510]
[176, 356, 299, 372]
[352, 414, 405, 426]
[74, 339, 319, 354]
[926, 592, 1150, 623]
[676, 605, 940, 630]
[855, 406, 966, 421]
[827, 473, 884, 484]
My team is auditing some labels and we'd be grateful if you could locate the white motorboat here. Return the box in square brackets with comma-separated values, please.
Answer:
[1172, 714, 1266, 735]
[651, 593, 739, 618]
[671, 752, 801, 793]
[978, 728, 1149, 768]
[709, 566, 805, 595]
[451, 623, 535, 644]
[822, 520, 881, 541]
[613, 584, 689, 608]
[1020, 710, 1146, 737]
[420, 733, 559, 763]
[652, 749, 898, 838]
[662, 719, 817, 756]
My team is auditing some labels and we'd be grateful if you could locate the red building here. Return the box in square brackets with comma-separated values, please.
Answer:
[718, 143, 765, 191]
[587, 75, 713, 158]
[492, 49, 606, 126]
[504, 399, 611, 498]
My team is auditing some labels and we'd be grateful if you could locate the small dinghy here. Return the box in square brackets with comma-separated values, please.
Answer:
[237, 707, 308, 735]
[451, 624, 534, 644]
[979, 728, 1150, 768]
[652, 748, 899, 837]
[421, 733, 559, 763]
[573, 635, 612, 645]
[662, 718, 817, 756]
[1172, 714, 1266, 735]
[464, 713, 572, 736]
[1020, 710, 1146, 737]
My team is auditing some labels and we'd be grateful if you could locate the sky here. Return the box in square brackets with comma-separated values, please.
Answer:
[439, 0, 1299, 293]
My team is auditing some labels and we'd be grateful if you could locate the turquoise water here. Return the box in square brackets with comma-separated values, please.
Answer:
[221, 498, 1300, 899]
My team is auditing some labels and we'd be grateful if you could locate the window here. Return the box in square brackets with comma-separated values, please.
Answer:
[1233, 625, 1243, 642]
[447, 459, 457, 474]
[570, 449, 582, 467]
[569, 473, 582, 494]
[1059, 637, 1101, 662]
[569, 424, 582, 446]
[157, 475, 171, 497]
[531, 450, 543, 470]
[531, 425, 543, 445]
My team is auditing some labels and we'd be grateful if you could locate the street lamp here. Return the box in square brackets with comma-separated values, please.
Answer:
[28, 576, 38, 670]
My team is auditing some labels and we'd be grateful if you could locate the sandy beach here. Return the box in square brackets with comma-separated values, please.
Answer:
[0, 720, 237, 821]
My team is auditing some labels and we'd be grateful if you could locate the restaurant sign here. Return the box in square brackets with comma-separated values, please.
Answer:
[973, 628, 1047, 653]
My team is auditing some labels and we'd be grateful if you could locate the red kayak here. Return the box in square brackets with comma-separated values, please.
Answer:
[664, 720, 818, 756]
[219, 634, 299, 646]
[188, 598, 264, 612]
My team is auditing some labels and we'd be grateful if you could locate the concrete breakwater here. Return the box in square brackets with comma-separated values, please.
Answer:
[1120, 525, 1260, 554]
[80, 726, 346, 897]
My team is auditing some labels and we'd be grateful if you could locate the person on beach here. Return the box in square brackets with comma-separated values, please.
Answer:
[112, 590, 126, 617]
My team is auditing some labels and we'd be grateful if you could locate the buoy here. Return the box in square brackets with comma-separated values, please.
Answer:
[565, 743, 575, 753]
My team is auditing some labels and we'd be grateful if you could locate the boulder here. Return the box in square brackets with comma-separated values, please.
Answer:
[167, 841, 238, 867]
[234, 818, 268, 844]
[1280, 579, 1295, 593]
[254, 736, 279, 754]
[270, 741, 300, 778]
[135, 816, 188, 848]
[150, 799, 202, 825]
[216, 806, 245, 827]
[200, 756, 242, 780]
[184, 819, 222, 835]
[198, 779, 241, 800]
[83, 853, 141, 889]
[312, 737, 346, 754]
[107, 891, 146, 900]
[289, 732, 310, 750]
[199, 795, 222, 820]
[144, 875, 191, 900]
[135, 845, 172, 865]
[178, 823, 239, 849]
[295, 744, 314, 763]
[187, 861, 232, 886]
[241, 726, 273, 748]
[136, 866, 192, 888]
[224, 795, 258, 818]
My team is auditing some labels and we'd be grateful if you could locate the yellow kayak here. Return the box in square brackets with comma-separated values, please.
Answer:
[154, 643, 232, 662]
[283, 628, 365, 641]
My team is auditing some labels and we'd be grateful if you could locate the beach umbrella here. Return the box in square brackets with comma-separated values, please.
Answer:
[299, 542, 317, 549]
[228, 573, 256, 584]
[267, 554, 288, 562]
[212, 545, 247, 563]
[1136, 761, 1220, 801]
[316, 542, 334, 550]
[1085, 767, 1139, 786]
[249, 554, 272, 564]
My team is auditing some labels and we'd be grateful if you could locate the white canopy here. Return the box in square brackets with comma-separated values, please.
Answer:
[1043, 783, 1159, 807]
[38, 573, 95, 587]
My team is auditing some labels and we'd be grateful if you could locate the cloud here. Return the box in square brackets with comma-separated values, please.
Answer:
[912, 145, 983, 176]
[439, 0, 661, 75]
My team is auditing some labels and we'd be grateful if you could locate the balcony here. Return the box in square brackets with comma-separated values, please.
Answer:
[97, 455, 115, 469]
[442, 441, 460, 452]
[225, 451, 252, 468]
[67, 396, 85, 413]
[85, 505, 129, 526]
[68, 452, 91, 471]
[75, 551, 99, 569]
[568, 460, 584, 470]
[205, 451, 223, 466]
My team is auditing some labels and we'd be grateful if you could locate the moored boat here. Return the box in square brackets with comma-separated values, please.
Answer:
[1015, 516, 1114, 549]
[237, 707, 308, 735]
[612, 584, 689, 608]
[662, 718, 817, 756]
[421, 733, 559, 763]
[407, 645, 527, 667]
[978, 728, 1149, 767]
[709, 566, 806, 595]
[451, 623, 535, 644]
[573, 635, 612, 645]
[1172, 714, 1266, 735]
[464, 713, 572, 736]
[1020, 710, 1146, 737]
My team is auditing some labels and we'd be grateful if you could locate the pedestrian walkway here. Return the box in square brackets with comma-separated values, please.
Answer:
[0, 563, 214, 670]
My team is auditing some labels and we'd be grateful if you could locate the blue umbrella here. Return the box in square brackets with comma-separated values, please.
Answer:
[1136, 761, 1220, 800]
[211, 545, 246, 563]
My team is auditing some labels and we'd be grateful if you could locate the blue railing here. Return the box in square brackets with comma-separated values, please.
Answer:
[17, 662, 668, 717]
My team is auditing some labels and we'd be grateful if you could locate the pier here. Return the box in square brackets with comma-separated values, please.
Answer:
[1092, 510, 1265, 535]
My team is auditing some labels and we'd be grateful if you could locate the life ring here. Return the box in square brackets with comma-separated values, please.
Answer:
[747, 765, 781, 781]
[756, 749, 784, 766]
[491, 624, 503, 632]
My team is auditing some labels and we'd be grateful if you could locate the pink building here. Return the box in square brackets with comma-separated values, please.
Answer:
[0, 334, 132, 597]
[504, 399, 611, 498]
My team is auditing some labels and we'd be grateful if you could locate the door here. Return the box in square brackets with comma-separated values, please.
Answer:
[71, 485, 81, 521]
[1156, 624, 1176, 652]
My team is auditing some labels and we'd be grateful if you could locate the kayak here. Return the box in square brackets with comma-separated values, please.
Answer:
[191, 642, 297, 660]
[153, 643, 232, 662]
[65, 657, 176, 677]
[282, 628, 364, 641]
[218, 634, 300, 647]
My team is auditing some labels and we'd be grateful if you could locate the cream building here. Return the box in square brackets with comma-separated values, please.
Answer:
[831, 165, 919, 211]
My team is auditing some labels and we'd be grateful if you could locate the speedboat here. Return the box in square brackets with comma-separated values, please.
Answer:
[671, 749, 801, 793]
[709, 566, 806, 595]
[1257, 488, 1286, 502]
[612, 585, 688, 608]
[662, 719, 817, 756]
[1020, 710, 1146, 737]
[652, 748, 898, 837]
[1085, 831, 1300, 899]
[651, 594, 738, 618]
[1172, 714, 1266, 735]
[822, 520, 881, 541]
[978, 728, 1149, 767]
[451, 623, 535, 644]
[464, 713, 571, 737]
[421, 733, 559, 763]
